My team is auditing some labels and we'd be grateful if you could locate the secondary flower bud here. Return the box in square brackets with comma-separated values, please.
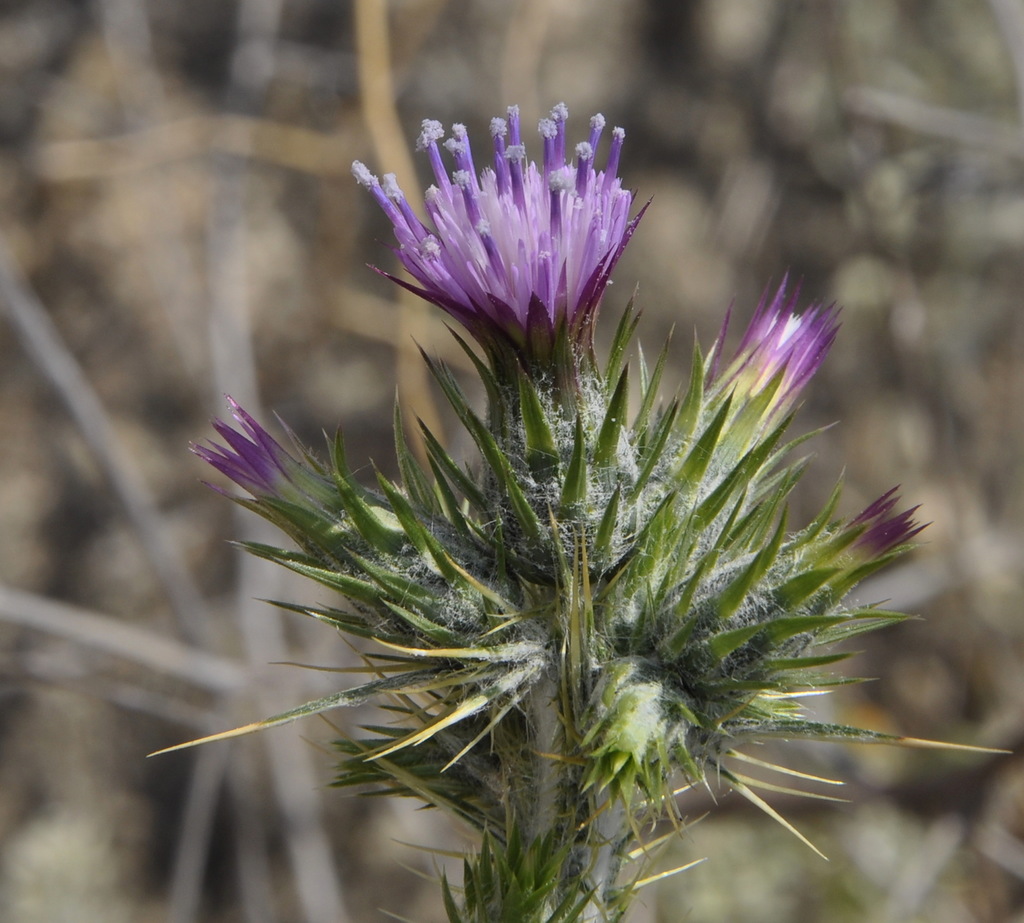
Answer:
[191, 397, 333, 508]
[711, 278, 840, 418]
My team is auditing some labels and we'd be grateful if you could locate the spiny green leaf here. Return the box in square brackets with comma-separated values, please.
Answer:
[329, 432, 406, 555]
[677, 393, 732, 486]
[634, 330, 673, 437]
[518, 372, 559, 479]
[744, 459, 809, 531]
[664, 607, 702, 658]
[375, 472, 462, 584]
[746, 719, 904, 746]
[827, 548, 912, 599]
[415, 426, 479, 532]
[335, 742, 492, 830]
[715, 511, 788, 622]
[423, 355, 542, 545]
[442, 874, 463, 923]
[394, 399, 439, 514]
[233, 496, 348, 557]
[760, 613, 848, 643]
[443, 557, 517, 611]
[676, 338, 706, 440]
[687, 411, 791, 535]
[636, 340, 649, 397]
[759, 421, 833, 484]
[660, 482, 748, 604]
[559, 415, 588, 510]
[373, 472, 432, 558]
[345, 549, 440, 609]
[594, 367, 630, 469]
[150, 670, 440, 754]
[446, 326, 503, 418]
[705, 623, 764, 663]
[766, 652, 853, 671]
[593, 486, 621, 562]
[241, 542, 383, 605]
[498, 465, 544, 546]
[719, 370, 785, 454]
[269, 599, 373, 638]
[380, 600, 465, 646]
[815, 609, 911, 644]
[423, 353, 508, 478]
[604, 287, 641, 389]
[724, 473, 796, 553]
[672, 741, 705, 782]
[795, 477, 845, 546]
[618, 490, 679, 587]
[419, 423, 487, 509]
[423, 448, 474, 538]
[631, 399, 679, 499]
[775, 567, 844, 609]
[327, 428, 374, 500]
[686, 459, 749, 537]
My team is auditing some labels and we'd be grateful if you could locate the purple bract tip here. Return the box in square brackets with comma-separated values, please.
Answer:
[850, 487, 927, 556]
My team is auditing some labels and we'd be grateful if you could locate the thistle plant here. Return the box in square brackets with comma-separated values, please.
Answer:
[174, 104, 950, 921]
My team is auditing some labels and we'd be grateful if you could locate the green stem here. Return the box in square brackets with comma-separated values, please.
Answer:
[506, 665, 632, 921]
[524, 670, 564, 844]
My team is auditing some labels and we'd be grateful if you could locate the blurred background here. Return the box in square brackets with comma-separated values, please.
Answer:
[0, 0, 1022, 920]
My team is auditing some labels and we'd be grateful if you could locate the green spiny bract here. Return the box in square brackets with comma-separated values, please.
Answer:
[187, 287, 919, 920]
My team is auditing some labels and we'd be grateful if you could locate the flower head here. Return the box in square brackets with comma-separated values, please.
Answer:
[712, 278, 840, 417]
[353, 103, 643, 364]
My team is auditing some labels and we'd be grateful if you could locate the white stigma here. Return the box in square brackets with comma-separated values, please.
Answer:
[381, 173, 403, 199]
[351, 161, 377, 187]
[575, 142, 593, 161]
[550, 102, 568, 122]
[538, 118, 558, 139]
[590, 113, 606, 131]
[416, 119, 445, 150]
[452, 169, 472, 188]
[549, 170, 574, 193]
[490, 117, 507, 137]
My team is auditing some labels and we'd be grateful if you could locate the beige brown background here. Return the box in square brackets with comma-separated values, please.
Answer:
[0, 1, 1022, 920]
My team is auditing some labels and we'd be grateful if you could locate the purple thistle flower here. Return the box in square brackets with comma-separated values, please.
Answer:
[192, 397, 330, 504]
[850, 487, 926, 556]
[711, 278, 840, 416]
[353, 104, 644, 363]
